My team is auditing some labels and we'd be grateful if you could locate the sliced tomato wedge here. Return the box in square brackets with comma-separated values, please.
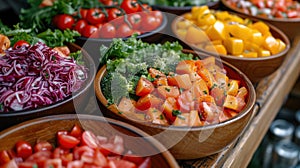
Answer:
[81, 131, 99, 149]
[58, 134, 80, 149]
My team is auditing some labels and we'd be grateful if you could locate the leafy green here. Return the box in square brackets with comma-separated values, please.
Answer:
[100, 36, 193, 104]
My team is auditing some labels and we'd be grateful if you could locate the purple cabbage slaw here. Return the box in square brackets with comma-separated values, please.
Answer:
[0, 42, 88, 112]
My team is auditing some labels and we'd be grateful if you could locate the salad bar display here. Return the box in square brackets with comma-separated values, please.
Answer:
[0, 0, 300, 167]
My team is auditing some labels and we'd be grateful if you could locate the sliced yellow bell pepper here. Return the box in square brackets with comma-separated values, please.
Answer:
[177, 20, 192, 29]
[215, 11, 230, 21]
[258, 49, 271, 57]
[204, 44, 227, 55]
[176, 29, 187, 39]
[223, 95, 239, 111]
[276, 39, 286, 54]
[227, 24, 253, 41]
[191, 6, 210, 20]
[224, 37, 244, 55]
[263, 35, 279, 55]
[227, 80, 239, 96]
[250, 30, 264, 46]
[243, 51, 258, 58]
[244, 41, 260, 52]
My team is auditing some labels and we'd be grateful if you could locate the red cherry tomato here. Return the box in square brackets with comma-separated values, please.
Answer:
[99, 0, 116, 5]
[120, 0, 140, 14]
[15, 140, 33, 160]
[57, 134, 80, 149]
[33, 141, 53, 152]
[73, 19, 88, 34]
[13, 40, 30, 49]
[54, 14, 75, 30]
[128, 13, 142, 30]
[141, 14, 161, 32]
[80, 8, 88, 19]
[151, 10, 163, 21]
[82, 25, 99, 38]
[138, 3, 152, 12]
[107, 8, 123, 22]
[86, 8, 106, 25]
[116, 23, 134, 38]
[99, 23, 116, 38]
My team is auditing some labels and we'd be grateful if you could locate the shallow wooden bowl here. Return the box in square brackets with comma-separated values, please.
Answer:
[221, 0, 300, 41]
[0, 43, 96, 131]
[0, 114, 179, 168]
[94, 50, 256, 159]
[171, 13, 291, 83]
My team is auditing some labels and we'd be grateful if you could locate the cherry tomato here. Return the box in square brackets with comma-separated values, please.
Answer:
[34, 141, 53, 152]
[128, 13, 142, 30]
[99, 0, 116, 5]
[135, 77, 154, 97]
[81, 130, 99, 149]
[151, 10, 163, 21]
[141, 14, 161, 32]
[13, 40, 30, 49]
[82, 25, 98, 38]
[15, 140, 33, 160]
[86, 8, 106, 25]
[107, 8, 123, 22]
[138, 3, 152, 12]
[80, 8, 88, 19]
[120, 0, 140, 14]
[116, 23, 134, 38]
[99, 23, 116, 38]
[54, 14, 75, 30]
[57, 134, 80, 149]
[73, 19, 88, 34]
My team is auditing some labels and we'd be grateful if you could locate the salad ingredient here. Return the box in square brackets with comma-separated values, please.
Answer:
[143, 0, 219, 7]
[0, 41, 88, 112]
[0, 124, 151, 168]
[175, 6, 287, 57]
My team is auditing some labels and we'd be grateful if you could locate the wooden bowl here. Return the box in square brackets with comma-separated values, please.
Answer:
[94, 50, 256, 159]
[171, 13, 291, 83]
[221, 0, 300, 41]
[0, 43, 96, 131]
[0, 114, 179, 168]
[150, 1, 220, 15]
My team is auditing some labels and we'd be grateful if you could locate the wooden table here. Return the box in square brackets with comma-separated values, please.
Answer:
[178, 36, 300, 167]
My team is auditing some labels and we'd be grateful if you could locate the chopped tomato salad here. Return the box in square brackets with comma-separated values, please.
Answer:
[0, 124, 151, 168]
[116, 57, 248, 126]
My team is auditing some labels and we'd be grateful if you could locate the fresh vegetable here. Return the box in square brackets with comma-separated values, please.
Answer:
[20, 0, 163, 38]
[0, 124, 152, 168]
[0, 40, 88, 112]
[175, 6, 287, 57]
[100, 36, 248, 126]
[224, 0, 300, 19]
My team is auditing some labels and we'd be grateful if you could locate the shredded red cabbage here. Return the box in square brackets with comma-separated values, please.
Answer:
[0, 42, 88, 112]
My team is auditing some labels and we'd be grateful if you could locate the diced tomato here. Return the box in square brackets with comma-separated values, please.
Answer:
[190, 79, 209, 99]
[135, 77, 154, 97]
[189, 72, 201, 82]
[15, 140, 33, 160]
[287, 10, 298, 18]
[177, 90, 194, 112]
[236, 87, 248, 99]
[173, 113, 190, 126]
[153, 77, 168, 87]
[147, 108, 169, 125]
[73, 146, 94, 160]
[108, 158, 137, 168]
[34, 141, 53, 152]
[210, 87, 226, 106]
[172, 74, 193, 90]
[58, 134, 80, 149]
[148, 68, 165, 78]
[44, 158, 62, 168]
[18, 162, 38, 168]
[93, 149, 108, 166]
[123, 154, 146, 166]
[198, 102, 220, 123]
[175, 60, 196, 74]
[0, 150, 11, 165]
[66, 160, 84, 168]
[135, 94, 162, 112]
[69, 124, 83, 138]
[0, 159, 18, 168]
[137, 157, 151, 168]
[157, 86, 180, 98]
[117, 97, 136, 113]
[161, 97, 179, 123]
[197, 68, 214, 88]
[81, 131, 99, 149]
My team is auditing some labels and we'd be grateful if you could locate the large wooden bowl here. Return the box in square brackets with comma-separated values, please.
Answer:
[94, 50, 256, 159]
[171, 13, 291, 83]
[0, 43, 96, 131]
[221, 0, 300, 41]
[0, 114, 179, 168]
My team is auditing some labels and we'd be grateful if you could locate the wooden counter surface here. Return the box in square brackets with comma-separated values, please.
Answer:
[179, 36, 300, 167]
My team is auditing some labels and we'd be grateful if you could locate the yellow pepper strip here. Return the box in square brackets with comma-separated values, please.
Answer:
[258, 49, 271, 57]
[276, 39, 286, 54]
[263, 35, 279, 55]
[191, 6, 210, 20]
[224, 37, 244, 55]
[176, 29, 187, 39]
[251, 21, 270, 36]
[204, 44, 227, 55]
[243, 51, 258, 58]
[197, 13, 216, 27]
[227, 24, 253, 41]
